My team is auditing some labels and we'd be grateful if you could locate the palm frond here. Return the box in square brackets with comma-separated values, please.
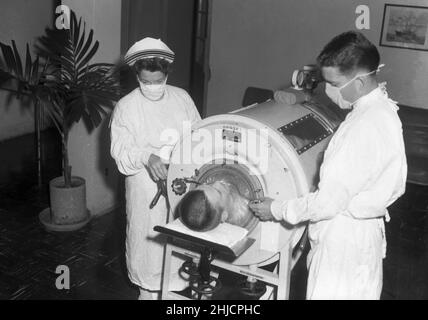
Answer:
[24, 44, 32, 81]
[77, 39, 99, 71]
[11, 40, 23, 78]
[30, 55, 40, 83]
[0, 41, 50, 100]
[0, 69, 13, 85]
[0, 42, 17, 74]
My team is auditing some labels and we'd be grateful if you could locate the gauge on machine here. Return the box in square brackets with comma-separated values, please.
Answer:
[291, 69, 305, 90]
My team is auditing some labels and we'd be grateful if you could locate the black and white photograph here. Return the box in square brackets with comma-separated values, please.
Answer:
[0, 0, 428, 307]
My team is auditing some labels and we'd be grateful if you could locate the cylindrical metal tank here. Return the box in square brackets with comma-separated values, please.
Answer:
[167, 99, 344, 267]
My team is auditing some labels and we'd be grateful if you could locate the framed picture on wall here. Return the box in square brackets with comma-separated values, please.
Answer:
[380, 4, 428, 51]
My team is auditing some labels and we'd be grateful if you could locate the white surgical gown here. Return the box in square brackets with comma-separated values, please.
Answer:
[110, 85, 201, 291]
[271, 85, 407, 299]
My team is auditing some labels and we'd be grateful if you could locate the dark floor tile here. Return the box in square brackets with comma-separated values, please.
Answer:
[399, 229, 426, 254]
[389, 195, 412, 212]
[382, 265, 398, 299]
[401, 210, 428, 228]
[70, 280, 137, 300]
[408, 192, 428, 212]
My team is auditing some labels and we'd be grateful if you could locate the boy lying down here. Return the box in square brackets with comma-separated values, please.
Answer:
[175, 181, 254, 232]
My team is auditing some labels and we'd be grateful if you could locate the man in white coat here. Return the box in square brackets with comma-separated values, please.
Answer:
[249, 31, 407, 299]
[110, 38, 201, 299]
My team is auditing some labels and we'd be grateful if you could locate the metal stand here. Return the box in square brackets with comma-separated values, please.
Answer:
[160, 239, 293, 300]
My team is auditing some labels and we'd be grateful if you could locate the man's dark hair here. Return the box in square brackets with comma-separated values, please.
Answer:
[134, 57, 171, 75]
[176, 190, 219, 232]
[317, 31, 380, 76]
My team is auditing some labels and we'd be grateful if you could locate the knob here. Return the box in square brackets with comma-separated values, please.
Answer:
[171, 178, 187, 195]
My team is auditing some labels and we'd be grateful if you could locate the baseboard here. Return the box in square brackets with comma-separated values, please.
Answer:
[0, 119, 34, 141]
[90, 202, 122, 217]
[0, 120, 54, 142]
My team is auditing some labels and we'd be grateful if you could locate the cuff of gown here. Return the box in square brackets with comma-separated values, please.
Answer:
[271, 200, 286, 221]
[159, 145, 174, 164]
[140, 149, 152, 166]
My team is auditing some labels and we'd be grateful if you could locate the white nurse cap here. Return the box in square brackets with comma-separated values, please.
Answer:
[124, 37, 175, 66]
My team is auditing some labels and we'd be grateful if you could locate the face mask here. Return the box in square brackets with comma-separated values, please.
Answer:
[139, 77, 167, 101]
[325, 64, 384, 109]
[325, 83, 352, 109]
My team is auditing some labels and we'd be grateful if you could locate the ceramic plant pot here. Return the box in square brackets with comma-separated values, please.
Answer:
[49, 176, 89, 225]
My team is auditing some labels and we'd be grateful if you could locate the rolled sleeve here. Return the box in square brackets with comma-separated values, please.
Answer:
[271, 199, 286, 221]
[271, 120, 382, 225]
[110, 105, 152, 176]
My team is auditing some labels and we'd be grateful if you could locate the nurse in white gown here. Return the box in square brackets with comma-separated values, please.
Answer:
[110, 38, 201, 299]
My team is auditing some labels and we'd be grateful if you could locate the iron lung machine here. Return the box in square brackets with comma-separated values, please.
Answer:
[157, 98, 344, 300]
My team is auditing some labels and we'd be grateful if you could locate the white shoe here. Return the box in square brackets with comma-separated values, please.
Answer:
[138, 289, 160, 300]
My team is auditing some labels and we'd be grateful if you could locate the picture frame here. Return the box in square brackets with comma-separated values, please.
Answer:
[379, 4, 428, 52]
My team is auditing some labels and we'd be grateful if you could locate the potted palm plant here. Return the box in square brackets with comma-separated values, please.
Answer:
[0, 11, 120, 231]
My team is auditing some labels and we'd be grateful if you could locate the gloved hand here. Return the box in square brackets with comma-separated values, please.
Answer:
[248, 197, 275, 221]
[147, 153, 168, 181]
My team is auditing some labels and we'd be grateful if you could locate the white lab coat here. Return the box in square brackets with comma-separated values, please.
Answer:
[110, 85, 201, 292]
[271, 85, 407, 299]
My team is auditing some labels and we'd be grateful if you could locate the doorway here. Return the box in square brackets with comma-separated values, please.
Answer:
[121, 0, 211, 117]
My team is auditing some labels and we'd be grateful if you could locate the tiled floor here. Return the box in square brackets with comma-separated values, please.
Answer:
[0, 206, 138, 300]
[0, 129, 427, 300]
[382, 183, 428, 299]
[0, 129, 138, 300]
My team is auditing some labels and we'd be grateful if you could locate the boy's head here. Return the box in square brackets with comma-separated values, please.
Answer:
[317, 31, 380, 106]
[175, 181, 247, 232]
[176, 189, 223, 232]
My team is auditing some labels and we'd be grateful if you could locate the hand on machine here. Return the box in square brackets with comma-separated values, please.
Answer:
[147, 153, 168, 181]
[248, 197, 275, 222]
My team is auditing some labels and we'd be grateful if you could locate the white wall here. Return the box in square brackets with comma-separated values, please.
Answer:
[0, 0, 53, 141]
[206, 0, 428, 115]
[64, 0, 122, 216]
